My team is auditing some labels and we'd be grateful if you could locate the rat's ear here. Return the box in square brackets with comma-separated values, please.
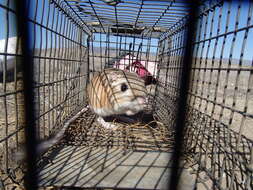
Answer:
[106, 71, 123, 82]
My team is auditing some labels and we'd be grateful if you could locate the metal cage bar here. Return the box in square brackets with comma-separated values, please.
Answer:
[183, 1, 253, 189]
[0, 0, 89, 188]
[0, 0, 252, 190]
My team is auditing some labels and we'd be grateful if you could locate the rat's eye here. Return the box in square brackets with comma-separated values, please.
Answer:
[121, 83, 128, 92]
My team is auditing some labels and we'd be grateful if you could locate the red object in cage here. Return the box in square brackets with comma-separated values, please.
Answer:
[113, 53, 157, 85]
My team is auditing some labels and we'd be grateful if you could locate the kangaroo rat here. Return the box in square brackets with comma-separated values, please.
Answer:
[87, 68, 148, 129]
[14, 69, 147, 161]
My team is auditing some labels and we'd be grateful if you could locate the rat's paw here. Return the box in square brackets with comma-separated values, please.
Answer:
[97, 117, 118, 130]
[102, 122, 118, 129]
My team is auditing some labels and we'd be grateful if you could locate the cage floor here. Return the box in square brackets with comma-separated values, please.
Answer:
[37, 109, 197, 189]
[37, 147, 196, 190]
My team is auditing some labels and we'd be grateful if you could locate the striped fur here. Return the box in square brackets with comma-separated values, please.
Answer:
[87, 68, 147, 117]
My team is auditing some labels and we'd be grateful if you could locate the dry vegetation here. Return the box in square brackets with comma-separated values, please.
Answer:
[62, 108, 174, 152]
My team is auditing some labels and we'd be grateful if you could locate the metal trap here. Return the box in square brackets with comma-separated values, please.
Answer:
[0, 0, 253, 190]
[37, 108, 196, 189]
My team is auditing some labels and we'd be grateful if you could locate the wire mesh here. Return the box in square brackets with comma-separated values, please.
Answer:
[157, 1, 253, 189]
[0, 0, 252, 190]
[67, 0, 190, 37]
[0, 0, 89, 187]
[0, 0, 26, 178]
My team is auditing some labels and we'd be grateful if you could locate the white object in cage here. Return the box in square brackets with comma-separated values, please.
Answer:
[113, 54, 157, 84]
[0, 36, 21, 61]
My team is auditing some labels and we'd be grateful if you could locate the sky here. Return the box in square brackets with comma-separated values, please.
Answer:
[0, 0, 253, 61]
[194, 0, 253, 61]
[92, 33, 159, 53]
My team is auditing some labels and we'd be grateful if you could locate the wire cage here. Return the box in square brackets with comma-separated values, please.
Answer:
[0, 0, 252, 189]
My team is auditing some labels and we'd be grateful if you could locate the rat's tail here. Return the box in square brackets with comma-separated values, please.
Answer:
[13, 107, 88, 163]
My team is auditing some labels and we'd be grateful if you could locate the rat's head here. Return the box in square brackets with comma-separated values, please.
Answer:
[104, 68, 148, 116]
